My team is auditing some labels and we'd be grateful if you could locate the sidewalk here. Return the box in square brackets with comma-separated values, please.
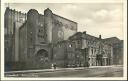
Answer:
[5, 68, 62, 74]
[5, 67, 88, 74]
[89, 65, 123, 68]
[5, 65, 121, 74]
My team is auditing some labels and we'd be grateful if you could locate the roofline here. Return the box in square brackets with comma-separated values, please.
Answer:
[53, 13, 77, 24]
[103, 37, 121, 40]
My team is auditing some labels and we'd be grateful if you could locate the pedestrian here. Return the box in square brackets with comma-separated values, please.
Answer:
[51, 63, 54, 69]
[53, 63, 57, 70]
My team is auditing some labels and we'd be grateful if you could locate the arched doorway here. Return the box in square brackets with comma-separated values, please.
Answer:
[35, 49, 49, 65]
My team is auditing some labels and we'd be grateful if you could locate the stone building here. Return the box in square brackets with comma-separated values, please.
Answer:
[18, 8, 77, 69]
[4, 7, 27, 71]
[4, 7, 123, 70]
[103, 37, 123, 65]
[69, 32, 113, 66]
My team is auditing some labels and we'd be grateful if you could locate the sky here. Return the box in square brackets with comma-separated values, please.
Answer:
[5, 3, 123, 40]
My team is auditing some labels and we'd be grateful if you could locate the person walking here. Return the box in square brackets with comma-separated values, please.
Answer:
[51, 63, 54, 69]
[53, 63, 57, 70]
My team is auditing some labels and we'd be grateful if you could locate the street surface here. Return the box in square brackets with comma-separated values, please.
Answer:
[5, 65, 123, 77]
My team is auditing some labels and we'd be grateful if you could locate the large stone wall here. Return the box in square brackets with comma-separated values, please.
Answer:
[53, 41, 76, 67]
[44, 8, 77, 43]
[52, 14, 77, 42]
[19, 23, 28, 62]
[4, 7, 27, 68]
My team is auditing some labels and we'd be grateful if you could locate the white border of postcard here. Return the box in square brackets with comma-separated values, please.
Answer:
[1, 0, 127, 80]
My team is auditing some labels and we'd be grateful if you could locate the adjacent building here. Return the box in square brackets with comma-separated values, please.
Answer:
[103, 37, 123, 65]
[69, 32, 113, 66]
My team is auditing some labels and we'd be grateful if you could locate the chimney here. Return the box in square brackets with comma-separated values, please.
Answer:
[99, 35, 102, 39]
[83, 31, 86, 34]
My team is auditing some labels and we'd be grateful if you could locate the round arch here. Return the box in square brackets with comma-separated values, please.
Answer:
[35, 49, 49, 63]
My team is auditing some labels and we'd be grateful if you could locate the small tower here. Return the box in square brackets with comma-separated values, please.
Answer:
[44, 8, 53, 43]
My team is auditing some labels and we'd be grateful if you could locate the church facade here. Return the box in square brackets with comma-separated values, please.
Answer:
[18, 8, 77, 69]
[4, 7, 123, 71]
